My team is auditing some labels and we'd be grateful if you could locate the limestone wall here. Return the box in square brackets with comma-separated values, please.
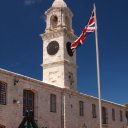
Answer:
[64, 90, 127, 128]
[0, 69, 62, 128]
[0, 69, 127, 128]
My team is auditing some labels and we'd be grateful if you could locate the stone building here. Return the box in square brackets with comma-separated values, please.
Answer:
[0, 0, 128, 128]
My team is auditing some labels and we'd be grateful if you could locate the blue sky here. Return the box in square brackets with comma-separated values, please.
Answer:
[0, 0, 128, 104]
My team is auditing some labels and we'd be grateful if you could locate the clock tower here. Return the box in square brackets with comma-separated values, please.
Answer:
[41, 0, 77, 90]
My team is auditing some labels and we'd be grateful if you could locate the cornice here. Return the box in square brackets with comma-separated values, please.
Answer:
[63, 88, 126, 108]
[43, 60, 77, 69]
[41, 28, 77, 41]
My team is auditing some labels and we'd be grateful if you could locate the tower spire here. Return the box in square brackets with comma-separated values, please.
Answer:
[52, 0, 67, 7]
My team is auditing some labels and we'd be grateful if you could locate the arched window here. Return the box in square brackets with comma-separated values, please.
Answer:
[23, 90, 34, 116]
[65, 16, 70, 28]
[50, 15, 58, 29]
[0, 81, 7, 105]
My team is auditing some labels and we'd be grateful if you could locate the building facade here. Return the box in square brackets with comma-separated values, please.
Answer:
[0, 0, 128, 128]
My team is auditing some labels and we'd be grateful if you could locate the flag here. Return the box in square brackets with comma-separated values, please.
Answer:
[71, 8, 96, 50]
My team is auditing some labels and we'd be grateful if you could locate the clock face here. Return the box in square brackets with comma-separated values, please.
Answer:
[47, 41, 59, 55]
[66, 42, 73, 57]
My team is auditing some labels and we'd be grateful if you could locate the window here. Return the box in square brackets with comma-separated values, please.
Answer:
[50, 94, 56, 113]
[23, 90, 34, 116]
[102, 107, 108, 124]
[112, 108, 115, 121]
[68, 72, 74, 89]
[0, 81, 7, 105]
[92, 104, 97, 118]
[126, 111, 128, 123]
[65, 16, 70, 28]
[50, 15, 58, 29]
[79, 101, 84, 116]
[120, 110, 123, 122]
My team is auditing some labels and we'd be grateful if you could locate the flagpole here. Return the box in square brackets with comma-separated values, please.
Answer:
[94, 4, 102, 128]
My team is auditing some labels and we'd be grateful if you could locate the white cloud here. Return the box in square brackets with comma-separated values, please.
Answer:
[24, 0, 43, 6]
[24, 0, 35, 5]
[10, 62, 21, 68]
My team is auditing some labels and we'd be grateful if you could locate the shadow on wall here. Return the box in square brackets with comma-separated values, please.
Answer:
[0, 124, 6, 128]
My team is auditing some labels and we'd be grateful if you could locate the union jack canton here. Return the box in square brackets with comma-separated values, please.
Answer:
[71, 9, 96, 50]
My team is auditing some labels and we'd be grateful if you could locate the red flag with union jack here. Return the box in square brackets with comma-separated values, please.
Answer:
[71, 8, 96, 50]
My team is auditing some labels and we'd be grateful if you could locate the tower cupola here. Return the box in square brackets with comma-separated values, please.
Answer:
[44, 0, 73, 32]
[52, 0, 67, 8]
